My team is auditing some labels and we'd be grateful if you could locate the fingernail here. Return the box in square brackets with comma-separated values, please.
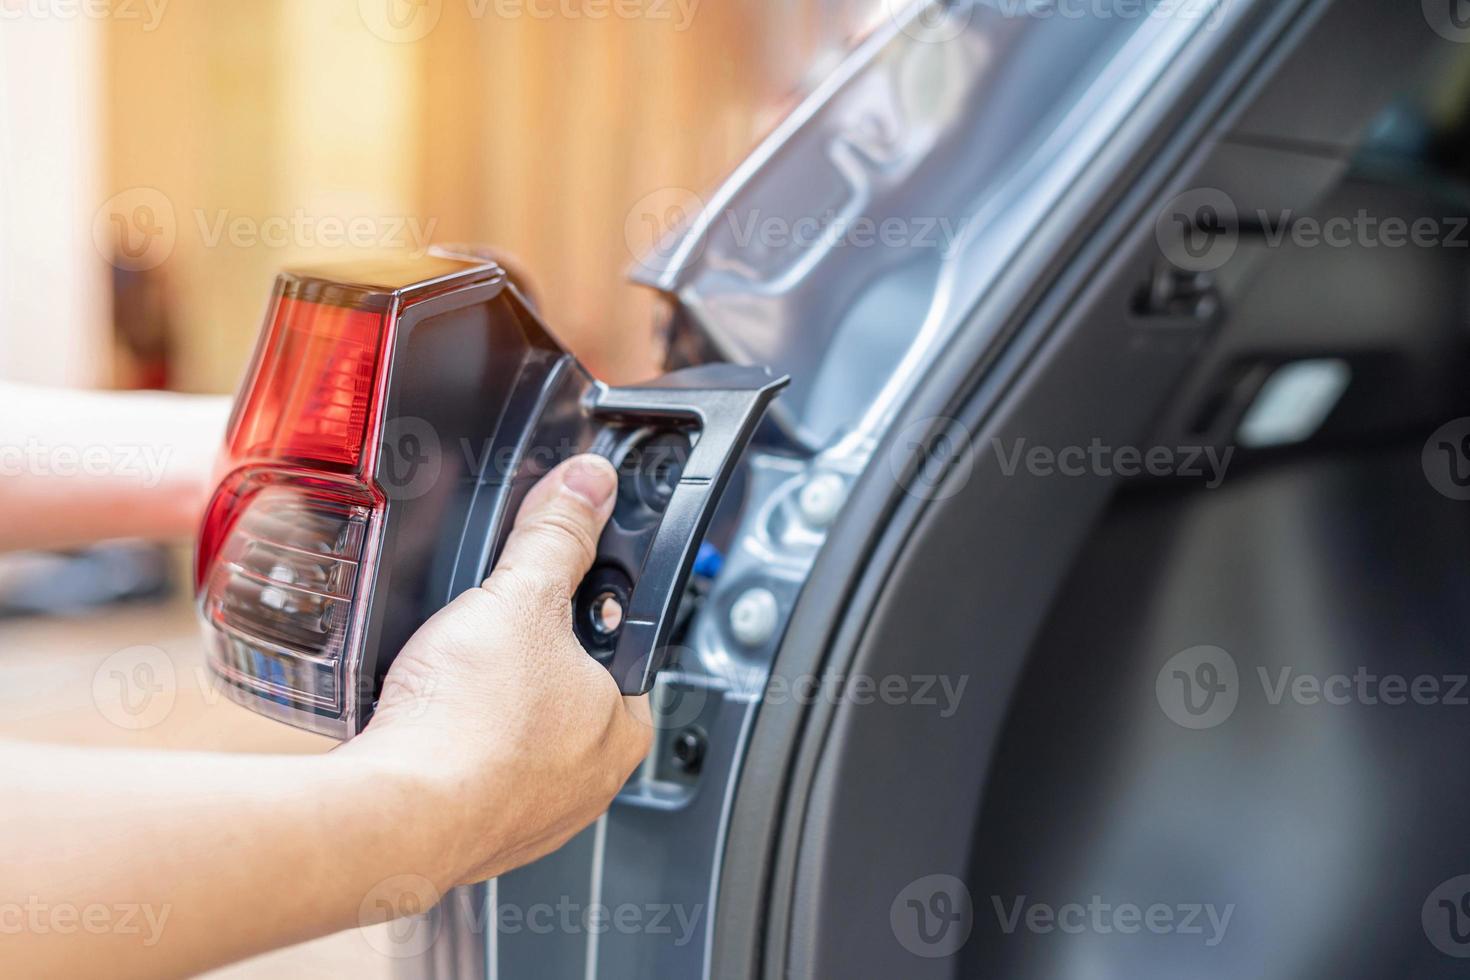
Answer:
[561, 455, 617, 507]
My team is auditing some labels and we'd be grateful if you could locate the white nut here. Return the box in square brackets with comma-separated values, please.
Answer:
[797, 473, 846, 528]
[729, 587, 780, 647]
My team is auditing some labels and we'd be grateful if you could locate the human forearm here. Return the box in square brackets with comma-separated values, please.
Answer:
[0, 741, 457, 979]
[0, 383, 229, 552]
[1, 456, 651, 978]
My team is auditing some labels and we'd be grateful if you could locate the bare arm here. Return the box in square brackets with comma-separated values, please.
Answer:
[0, 383, 230, 552]
[0, 742, 451, 976]
[0, 456, 651, 978]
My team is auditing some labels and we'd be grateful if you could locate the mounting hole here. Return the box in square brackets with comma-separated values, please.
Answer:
[574, 565, 633, 658]
[614, 429, 693, 530]
[589, 590, 625, 638]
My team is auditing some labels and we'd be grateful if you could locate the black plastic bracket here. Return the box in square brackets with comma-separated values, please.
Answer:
[588, 364, 790, 693]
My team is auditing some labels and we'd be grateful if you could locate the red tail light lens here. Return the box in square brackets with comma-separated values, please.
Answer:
[197, 290, 389, 590]
[229, 296, 386, 471]
[197, 277, 395, 731]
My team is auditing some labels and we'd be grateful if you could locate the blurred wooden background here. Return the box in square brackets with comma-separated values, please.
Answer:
[88, 0, 881, 392]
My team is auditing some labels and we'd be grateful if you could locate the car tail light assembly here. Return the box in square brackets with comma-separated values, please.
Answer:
[196, 250, 786, 738]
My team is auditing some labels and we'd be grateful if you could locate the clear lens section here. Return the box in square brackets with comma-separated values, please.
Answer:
[201, 486, 370, 714]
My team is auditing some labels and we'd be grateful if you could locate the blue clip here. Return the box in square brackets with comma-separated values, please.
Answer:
[692, 542, 724, 579]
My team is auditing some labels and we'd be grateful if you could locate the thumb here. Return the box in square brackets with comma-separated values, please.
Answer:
[487, 454, 618, 601]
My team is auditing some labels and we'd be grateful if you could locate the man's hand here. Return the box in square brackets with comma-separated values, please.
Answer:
[348, 453, 653, 888]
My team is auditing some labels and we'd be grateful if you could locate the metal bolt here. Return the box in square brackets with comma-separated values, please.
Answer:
[671, 727, 707, 774]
